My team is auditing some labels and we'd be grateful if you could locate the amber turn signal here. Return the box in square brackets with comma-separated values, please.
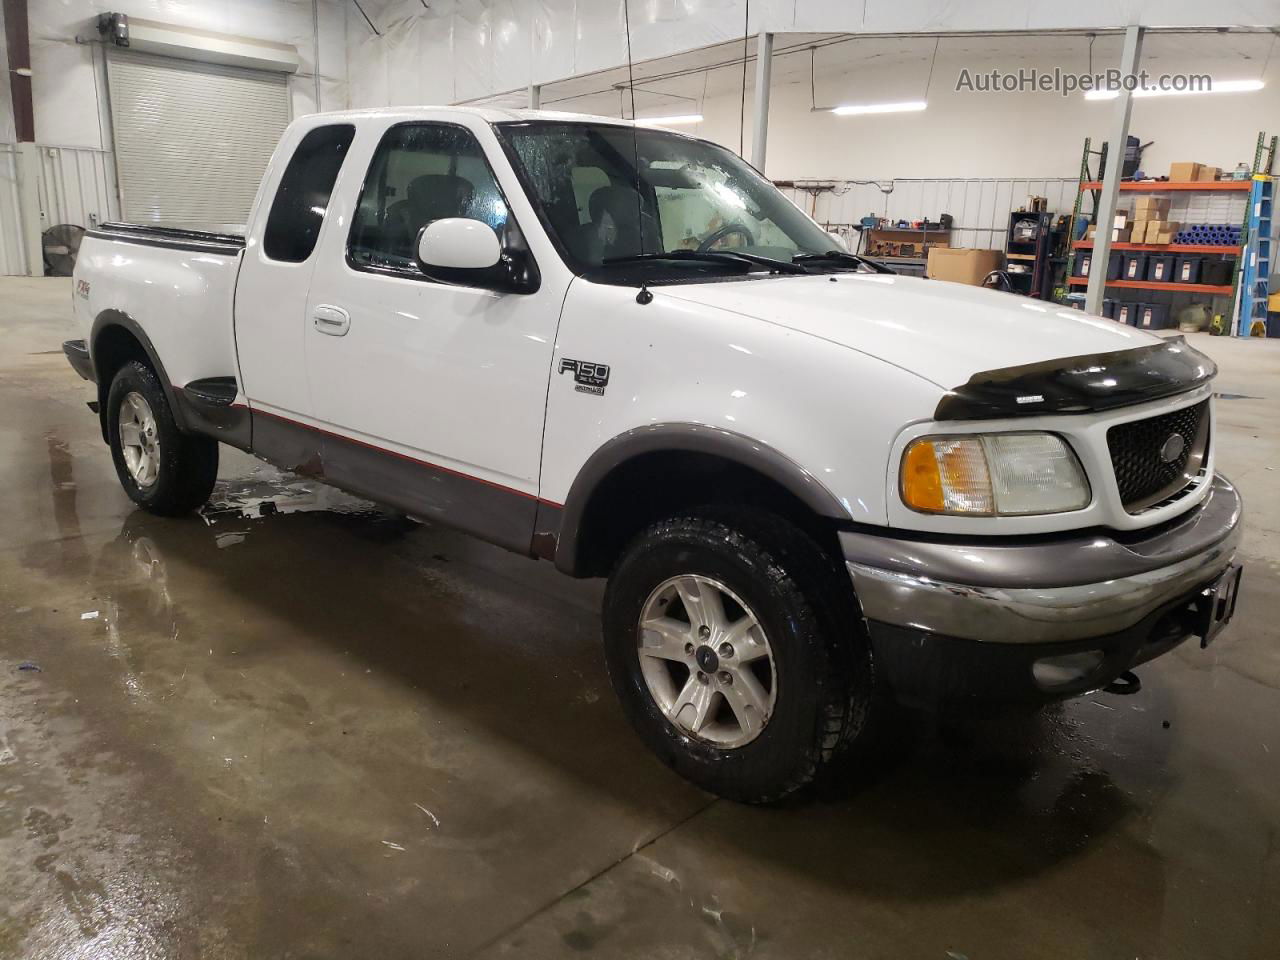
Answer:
[901, 439, 946, 512]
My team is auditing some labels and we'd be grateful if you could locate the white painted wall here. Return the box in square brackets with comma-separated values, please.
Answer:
[25, 0, 349, 151]
[1, 0, 349, 274]
[688, 43, 1280, 181]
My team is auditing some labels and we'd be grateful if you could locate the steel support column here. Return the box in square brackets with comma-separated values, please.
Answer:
[1086, 24, 1144, 315]
[750, 31, 773, 171]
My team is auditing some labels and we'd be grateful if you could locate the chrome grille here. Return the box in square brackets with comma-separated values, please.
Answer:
[1107, 400, 1209, 512]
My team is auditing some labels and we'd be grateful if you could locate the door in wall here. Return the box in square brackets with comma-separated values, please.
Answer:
[104, 49, 289, 232]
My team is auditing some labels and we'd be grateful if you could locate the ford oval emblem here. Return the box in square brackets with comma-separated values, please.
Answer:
[1159, 433, 1187, 464]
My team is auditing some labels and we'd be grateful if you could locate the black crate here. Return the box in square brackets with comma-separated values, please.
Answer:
[1072, 253, 1093, 278]
[1121, 253, 1148, 282]
[1114, 301, 1139, 326]
[1137, 302, 1173, 330]
[1173, 255, 1202, 284]
[1146, 255, 1176, 282]
[1201, 259, 1234, 285]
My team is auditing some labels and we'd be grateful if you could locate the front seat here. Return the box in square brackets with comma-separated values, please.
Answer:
[387, 173, 475, 258]
[588, 185, 662, 260]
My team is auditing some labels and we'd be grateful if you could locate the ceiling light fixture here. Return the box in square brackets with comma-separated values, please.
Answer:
[636, 113, 703, 126]
[829, 100, 928, 116]
[1085, 79, 1264, 101]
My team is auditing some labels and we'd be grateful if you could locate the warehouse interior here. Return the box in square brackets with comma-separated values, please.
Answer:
[2, 1, 1280, 957]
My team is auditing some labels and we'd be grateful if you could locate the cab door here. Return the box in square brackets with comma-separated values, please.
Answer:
[302, 118, 565, 553]
[233, 122, 355, 467]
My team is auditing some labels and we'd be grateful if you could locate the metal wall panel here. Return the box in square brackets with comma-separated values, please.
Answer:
[781, 177, 1080, 251]
[106, 48, 289, 230]
[0, 143, 120, 276]
[36, 145, 120, 231]
[0, 146, 25, 276]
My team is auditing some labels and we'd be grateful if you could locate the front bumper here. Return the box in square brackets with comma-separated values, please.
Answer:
[844, 474, 1242, 704]
[63, 339, 95, 381]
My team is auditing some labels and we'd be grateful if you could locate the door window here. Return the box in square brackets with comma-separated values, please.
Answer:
[263, 124, 355, 262]
[348, 123, 512, 272]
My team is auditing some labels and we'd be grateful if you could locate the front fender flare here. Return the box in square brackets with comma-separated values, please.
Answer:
[552, 422, 850, 576]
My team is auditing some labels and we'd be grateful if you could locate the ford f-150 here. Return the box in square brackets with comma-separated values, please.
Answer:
[63, 107, 1243, 802]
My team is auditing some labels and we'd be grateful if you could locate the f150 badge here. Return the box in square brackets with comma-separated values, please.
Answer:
[560, 358, 610, 396]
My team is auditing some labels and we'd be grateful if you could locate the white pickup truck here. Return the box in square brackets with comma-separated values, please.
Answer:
[64, 107, 1242, 803]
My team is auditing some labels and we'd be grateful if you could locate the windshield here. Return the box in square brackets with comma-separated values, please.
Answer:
[496, 121, 842, 281]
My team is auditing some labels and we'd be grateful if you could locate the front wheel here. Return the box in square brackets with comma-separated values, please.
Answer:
[602, 510, 874, 803]
[107, 360, 219, 516]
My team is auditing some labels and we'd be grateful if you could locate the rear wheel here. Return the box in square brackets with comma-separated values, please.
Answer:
[107, 360, 218, 515]
[602, 510, 874, 803]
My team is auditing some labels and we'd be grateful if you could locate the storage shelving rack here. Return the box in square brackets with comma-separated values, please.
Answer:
[1062, 132, 1275, 335]
[1064, 180, 1250, 323]
[1005, 210, 1054, 299]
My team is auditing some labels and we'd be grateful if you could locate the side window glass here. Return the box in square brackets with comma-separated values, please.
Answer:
[349, 124, 511, 271]
[263, 124, 355, 263]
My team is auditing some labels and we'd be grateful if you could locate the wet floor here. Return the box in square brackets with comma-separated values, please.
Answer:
[2, 276, 1279, 959]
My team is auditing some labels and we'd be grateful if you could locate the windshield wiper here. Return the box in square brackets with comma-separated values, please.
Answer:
[792, 250, 896, 274]
[603, 250, 808, 274]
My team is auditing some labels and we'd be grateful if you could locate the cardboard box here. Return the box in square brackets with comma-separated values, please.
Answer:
[1131, 219, 1150, 241]
[1169, 161, 1203, 182]
[1269, 291, 1280, 313]
[1150, 221, 1181, 244]
[926, 247, 1005, 285]
[1112, 226, 1132, 242]
[1195, 165, 1221, 182]
[1133, 196, 1171, 218]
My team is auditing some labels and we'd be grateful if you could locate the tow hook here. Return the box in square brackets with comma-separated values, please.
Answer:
[1103, 670, 1142, 696]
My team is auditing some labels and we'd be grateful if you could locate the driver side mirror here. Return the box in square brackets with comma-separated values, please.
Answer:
[415, 218, 539, 294]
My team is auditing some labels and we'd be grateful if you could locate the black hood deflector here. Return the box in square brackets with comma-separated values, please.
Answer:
[934, 336, 1216, 421]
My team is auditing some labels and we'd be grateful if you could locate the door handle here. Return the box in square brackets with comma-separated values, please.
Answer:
[312, 304, 350, 336]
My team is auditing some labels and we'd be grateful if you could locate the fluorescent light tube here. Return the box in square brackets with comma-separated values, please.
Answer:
[636, 114, 703, 126]
[830, 100, 927, 116]
[1085, 79, 1264, 101]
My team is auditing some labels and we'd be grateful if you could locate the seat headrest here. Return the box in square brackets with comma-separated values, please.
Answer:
[589, 184, 643, 225]
[406, 174, 475, 221]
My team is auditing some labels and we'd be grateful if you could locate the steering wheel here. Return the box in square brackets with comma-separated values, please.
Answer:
[697, 223, 756, 252]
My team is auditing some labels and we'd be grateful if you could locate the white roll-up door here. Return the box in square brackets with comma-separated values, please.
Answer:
[105, 49, 289, 232]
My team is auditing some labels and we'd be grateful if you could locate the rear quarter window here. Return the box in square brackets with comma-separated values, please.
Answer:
[263, 124, 356, 263]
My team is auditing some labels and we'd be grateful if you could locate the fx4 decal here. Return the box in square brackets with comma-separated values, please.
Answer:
[76, 279, 91, 299]
[559, 358, 610, 396]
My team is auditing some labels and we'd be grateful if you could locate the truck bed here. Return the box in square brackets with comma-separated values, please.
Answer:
[74, 221, 248, 418]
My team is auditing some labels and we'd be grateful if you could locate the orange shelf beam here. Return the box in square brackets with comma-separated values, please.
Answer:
[1072, 241, 1242, 254]
[1078, 180, 1251, 192]
[1066, 277, 1234, 294]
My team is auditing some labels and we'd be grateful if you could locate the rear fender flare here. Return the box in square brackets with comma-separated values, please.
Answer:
[90, 310, 189, 438]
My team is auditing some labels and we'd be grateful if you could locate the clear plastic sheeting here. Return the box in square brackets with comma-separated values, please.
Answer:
[346, 0, 762, 108]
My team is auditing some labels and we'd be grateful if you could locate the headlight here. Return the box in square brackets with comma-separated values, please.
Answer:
[900, 432, 1090, 516]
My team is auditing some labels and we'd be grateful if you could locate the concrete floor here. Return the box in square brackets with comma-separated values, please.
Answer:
[2, 276, 1279, 959]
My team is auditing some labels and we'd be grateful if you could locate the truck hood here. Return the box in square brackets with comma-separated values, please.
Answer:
[660, 272, 1160, 390]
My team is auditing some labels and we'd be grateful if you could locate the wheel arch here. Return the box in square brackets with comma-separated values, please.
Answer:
[90, 310, 189, 440]
[553, 423, 851, 578]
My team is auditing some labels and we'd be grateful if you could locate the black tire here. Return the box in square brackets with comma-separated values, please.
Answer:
[602, 508, 874, 804]
[106, 360, 218, 516]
